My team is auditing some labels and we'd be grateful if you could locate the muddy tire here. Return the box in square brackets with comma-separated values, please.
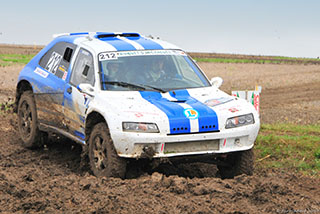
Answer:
[17, 91, 46, 148]
[88, 122, 126, 178]
[217, 149, 254, 179]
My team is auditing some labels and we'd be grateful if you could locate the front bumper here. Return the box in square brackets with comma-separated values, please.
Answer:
[111, 120, 260, 158]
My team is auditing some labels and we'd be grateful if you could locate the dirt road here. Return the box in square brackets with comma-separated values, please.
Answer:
[0, 48, 319, 213]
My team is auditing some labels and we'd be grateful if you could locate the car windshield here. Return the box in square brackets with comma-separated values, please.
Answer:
[98, 50, 210, 91]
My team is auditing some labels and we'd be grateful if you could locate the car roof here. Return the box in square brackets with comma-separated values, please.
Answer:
[52, 32, 181, 54]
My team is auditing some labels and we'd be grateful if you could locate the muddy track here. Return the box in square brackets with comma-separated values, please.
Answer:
[0, 114, 319, 213]
[0, 46, 319, 213]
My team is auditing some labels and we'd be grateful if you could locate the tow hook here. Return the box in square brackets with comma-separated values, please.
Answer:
[141, 146, 155, 159]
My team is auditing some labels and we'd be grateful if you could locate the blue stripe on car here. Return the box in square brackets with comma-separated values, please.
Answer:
[99, 37, 137, 51]
[132, 37, 163, 50]
[140, 91, 190, 134]
[74, 130, 85, 140]
[169, 90, 219, 132]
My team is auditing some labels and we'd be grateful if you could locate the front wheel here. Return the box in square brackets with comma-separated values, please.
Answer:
[17, 91, 46, 148]
[217, 149, 254, 179]
[88, 122, 127, 178]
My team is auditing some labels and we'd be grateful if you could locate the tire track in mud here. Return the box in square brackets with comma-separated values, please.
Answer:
[0, 48, 319, 212]
[0, 114, 319, 213]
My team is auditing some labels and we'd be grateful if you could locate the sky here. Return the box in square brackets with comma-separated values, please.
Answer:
[1, 0, 320, 58]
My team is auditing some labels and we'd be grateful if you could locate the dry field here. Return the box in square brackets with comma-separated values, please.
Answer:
[0, 45, 319, 213]
[200, 62, 320, 125]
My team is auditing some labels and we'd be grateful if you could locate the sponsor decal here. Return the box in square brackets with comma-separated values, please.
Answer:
[205, 99, 221, 106]
[34, 67, 49, 78]
[228, 107, 239, 113]
[58, 65, 66, 72]
[83, 94, 90, 106]
[135, 112, 143, 118]
[62, 71, 68, 81]
[254, 94, 260, 114]
[184, 108, 199, 120]
[123, 111, 159, 116]
[98, 50, 187, 61]
[204, 97, 233, 107]
[247, 91, 260, 114]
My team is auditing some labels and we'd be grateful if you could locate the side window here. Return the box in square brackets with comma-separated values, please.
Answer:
[39, 42, 76, 80]
[70, 48, 95, 86]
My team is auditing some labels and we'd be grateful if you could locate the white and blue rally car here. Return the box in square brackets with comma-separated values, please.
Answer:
[15, 32, 260, 178]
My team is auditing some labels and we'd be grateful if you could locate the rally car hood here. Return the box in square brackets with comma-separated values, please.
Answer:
[95, 87, 256, 134]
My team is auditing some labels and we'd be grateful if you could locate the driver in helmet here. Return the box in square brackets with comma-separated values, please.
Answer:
[149, 57, 166, 82]
[107, 62, 121, 81]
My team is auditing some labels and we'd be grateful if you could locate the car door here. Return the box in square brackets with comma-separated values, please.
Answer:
[35, 42, 76, 130]
[63, 48, 95, 141]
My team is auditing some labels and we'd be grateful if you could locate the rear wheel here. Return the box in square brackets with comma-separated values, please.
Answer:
[88, 122, 126, 178]
[217, 149, 254, 179]
[17, 91, 46, 148]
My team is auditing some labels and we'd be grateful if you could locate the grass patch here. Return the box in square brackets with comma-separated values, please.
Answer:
[271, 56, 320, 61]
[255, 123, 320, 177]
[194, 58, 281, 64]
[0, 101, 15, 114]
[0, 54, 34, 67]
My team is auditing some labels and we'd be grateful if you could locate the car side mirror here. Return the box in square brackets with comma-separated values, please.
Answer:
[77, 83, 95, 97]
[210, 77, 223, 88]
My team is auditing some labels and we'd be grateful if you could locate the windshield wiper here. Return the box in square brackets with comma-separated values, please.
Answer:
[102, 81, 146, 90]
[102, 81, 167, 93]
[140, 84, 167, 93]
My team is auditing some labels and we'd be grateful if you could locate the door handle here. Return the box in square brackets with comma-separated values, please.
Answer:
[67, 87, 72, 94]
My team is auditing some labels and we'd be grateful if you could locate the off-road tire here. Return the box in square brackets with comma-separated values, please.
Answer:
[17, 91, 46, 148]
[217, 149, 254, 179]
[88, 122, 126, 178]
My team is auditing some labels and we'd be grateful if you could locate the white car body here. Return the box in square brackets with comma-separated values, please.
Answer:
[89, 88, 260, 158]
[17, 32, 260, 161]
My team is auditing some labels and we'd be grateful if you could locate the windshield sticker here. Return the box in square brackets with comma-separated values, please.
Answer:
[98, 52, 118, 61]
[98, 50, 186, 61]
[34, 67, 49, 78]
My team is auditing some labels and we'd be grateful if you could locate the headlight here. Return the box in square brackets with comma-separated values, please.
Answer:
[122, 122, 159, 133]
[225, 113, 254, 129]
